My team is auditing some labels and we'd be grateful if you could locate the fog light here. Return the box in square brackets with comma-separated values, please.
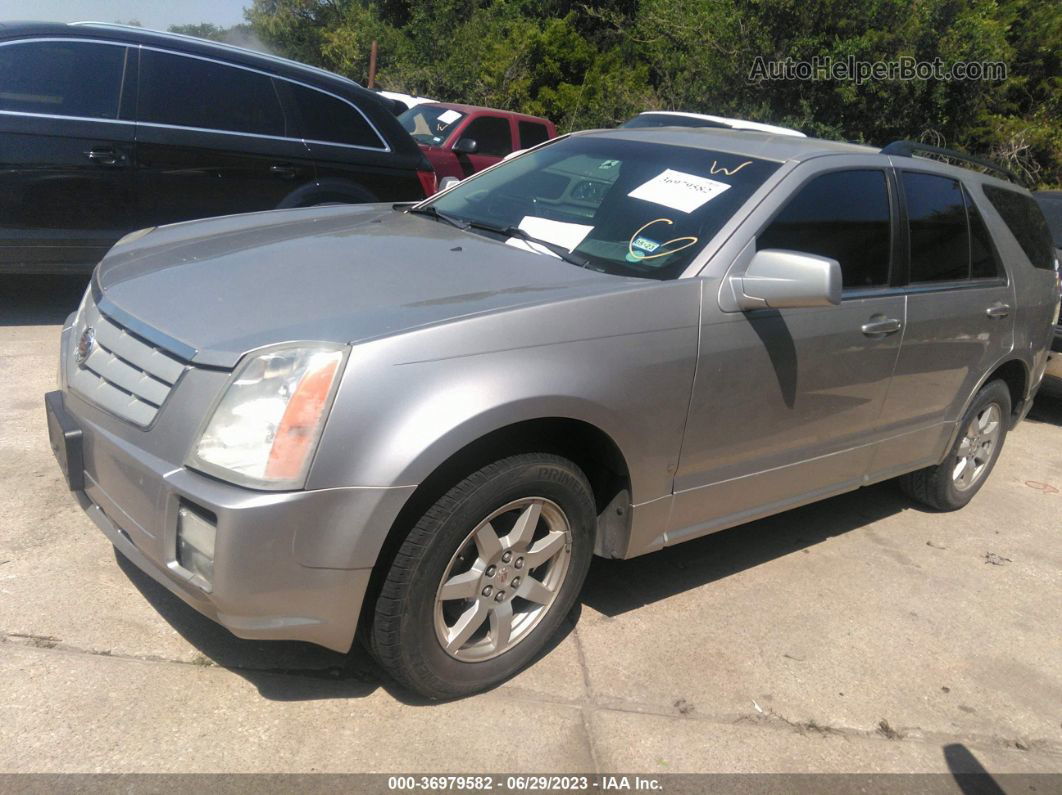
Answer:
[177, 504, 216, 585]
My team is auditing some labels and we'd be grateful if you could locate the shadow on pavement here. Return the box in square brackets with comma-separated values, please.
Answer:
[115, 548, 578, 705]
[0, 275, 89, 326]
[113, 482, 912, 702]
[1026, 376, 1062, 426]
[943, 743, 1006, 794]
[113, 483, 915, 702]
[581, 481, 913, 617]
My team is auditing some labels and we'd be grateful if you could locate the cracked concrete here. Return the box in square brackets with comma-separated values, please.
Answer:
[1, 275, 1061, 774]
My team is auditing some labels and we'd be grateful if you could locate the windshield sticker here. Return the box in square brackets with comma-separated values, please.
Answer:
[436, 109, 462, 125]
[631, 236, 661, 254]
[709, 159, 754, 177]
[627, 169, 731, 213]
[626, 218, 698, 262]
[598, 159, 621, 170]
[518, 216, 594, 252]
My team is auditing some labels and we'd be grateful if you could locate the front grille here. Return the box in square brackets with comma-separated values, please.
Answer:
[68, 297, 186, 427]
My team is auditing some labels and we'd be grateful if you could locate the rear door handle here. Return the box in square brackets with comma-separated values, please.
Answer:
[270, 163, 297, 179]
[985, 303, 1010, 318]
[861, 317, 902, 336]
[84, 147, 126, 167]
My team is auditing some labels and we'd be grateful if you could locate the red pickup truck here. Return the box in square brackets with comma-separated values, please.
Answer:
[398, 102, 557, 184]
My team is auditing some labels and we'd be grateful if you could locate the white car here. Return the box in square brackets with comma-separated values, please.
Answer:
[622, 110, 805, 137]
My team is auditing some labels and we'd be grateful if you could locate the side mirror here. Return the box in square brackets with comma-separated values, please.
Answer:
[730, 249, 841, 310]
[452, 137, 478, 155]
[438, 176, 461, 191]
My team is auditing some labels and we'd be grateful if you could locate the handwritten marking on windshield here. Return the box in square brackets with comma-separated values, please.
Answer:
[709, 160, 754, 176]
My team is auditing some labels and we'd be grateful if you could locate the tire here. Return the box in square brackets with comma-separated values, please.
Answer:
[898, 380, 1011, 511]
[370, 453, 595, 699]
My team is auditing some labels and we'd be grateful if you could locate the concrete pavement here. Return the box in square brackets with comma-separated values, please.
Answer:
[1, 275, 1060, 775]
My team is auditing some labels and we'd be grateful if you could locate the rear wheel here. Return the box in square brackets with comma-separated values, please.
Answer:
[370, 453, 595, 699]
[898, 380, 1010, 511]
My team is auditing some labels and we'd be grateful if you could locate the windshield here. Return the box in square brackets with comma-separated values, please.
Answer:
[425, 135, 780, 279]
[399, 105, 467, 146]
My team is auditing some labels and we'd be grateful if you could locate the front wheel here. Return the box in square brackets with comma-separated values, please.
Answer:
[370, 453, 596, 699]
[898, 379, 1011, 511]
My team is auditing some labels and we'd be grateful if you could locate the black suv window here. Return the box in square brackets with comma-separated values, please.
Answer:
[462, 116, 513, 157]
[139, 50, 287, 137]
[758, 169, 892, 289]
[983, 185, 1055, 270]
[518, 121, 550, 149]
[286, 83, 384, 149]
[967, 189, 1001, 279]
[0, 40, 126, 119]
[902, 172, 970, 282]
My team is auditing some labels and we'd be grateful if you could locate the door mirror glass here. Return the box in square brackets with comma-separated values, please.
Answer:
[452, 137, 478, 155]
[731, 249, 842, 310]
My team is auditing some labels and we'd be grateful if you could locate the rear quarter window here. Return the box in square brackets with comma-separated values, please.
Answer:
[287, 84, 385, 149]
[982, 185, 1055, 270]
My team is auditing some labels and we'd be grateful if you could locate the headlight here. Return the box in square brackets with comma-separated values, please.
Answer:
[189, 344, 346, 489]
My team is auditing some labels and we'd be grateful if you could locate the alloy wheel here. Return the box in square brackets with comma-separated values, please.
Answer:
[953, 402, 1002, 492]
[433, 497, 572, 662]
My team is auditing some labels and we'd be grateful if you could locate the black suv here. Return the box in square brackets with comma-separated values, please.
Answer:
[0, 22, 435, 274]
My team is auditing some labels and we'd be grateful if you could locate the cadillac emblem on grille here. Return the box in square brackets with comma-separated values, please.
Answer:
[75, 327, 96, 367]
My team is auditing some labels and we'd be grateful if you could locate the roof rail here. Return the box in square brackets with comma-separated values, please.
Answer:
[881, 140, 1028, 188]
[68, 21, 360, 88]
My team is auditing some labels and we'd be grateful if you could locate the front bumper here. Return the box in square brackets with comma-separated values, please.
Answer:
[46, 388, 413, 653]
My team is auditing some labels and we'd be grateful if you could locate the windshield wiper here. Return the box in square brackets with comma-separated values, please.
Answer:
[465, 220, 593, 270]
[400, 204, 470, 230]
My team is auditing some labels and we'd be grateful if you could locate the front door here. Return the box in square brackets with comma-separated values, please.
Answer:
[667, 165, 906, 543]
[449, 114, 514, 177]
[0, 39, 136, 272]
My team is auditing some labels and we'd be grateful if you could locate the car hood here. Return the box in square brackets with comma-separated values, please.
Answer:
[95, 204, 630, 368]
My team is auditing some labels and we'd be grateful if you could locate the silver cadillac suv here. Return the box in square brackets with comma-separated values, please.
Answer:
[46, 129, 1060, 698]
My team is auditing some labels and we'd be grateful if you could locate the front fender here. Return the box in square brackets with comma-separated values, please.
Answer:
[307, 281, 701, 505]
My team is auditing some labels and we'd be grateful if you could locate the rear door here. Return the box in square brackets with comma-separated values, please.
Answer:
[0, 37, 136, 272]
[134, 48, 316, 224]
[870, 170, 1015, 476]
[518, 119, 552, 150]
[287, 81, 420, 203]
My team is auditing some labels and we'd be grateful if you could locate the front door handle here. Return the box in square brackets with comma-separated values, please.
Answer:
[84, 147, 126, 167]
[270, 163, 297, 179]
[861, 316, 902, 336]
[985, 303, 1010, 318]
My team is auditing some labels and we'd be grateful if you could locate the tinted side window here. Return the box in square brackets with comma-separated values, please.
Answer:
[518, 121, 550, 149]
[462, 116, 513, 157]
[287, 84, 384, 148]
[139, 50, 286, 136]
[966, 189, 1001, 279]
[758, 169, 891, 289]
[983, 185, 1055, 270]
[0, 40, 125, 119]
[902, 172, 969, 282]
